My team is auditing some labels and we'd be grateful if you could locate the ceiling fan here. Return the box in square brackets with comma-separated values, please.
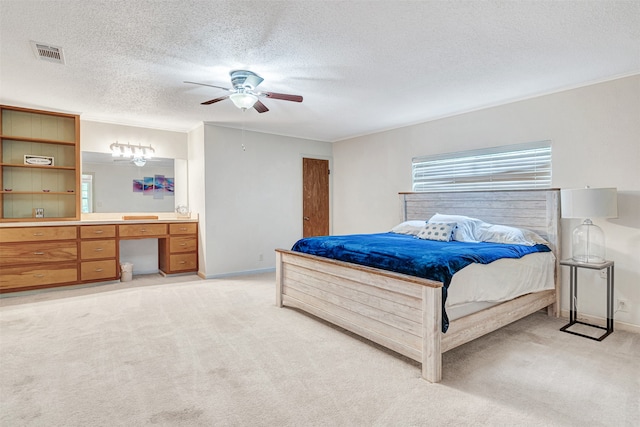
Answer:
[185, 70, 303, 113]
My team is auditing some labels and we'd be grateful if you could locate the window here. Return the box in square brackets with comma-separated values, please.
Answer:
[81, 173, 94, 213]
[412, 141, 551, 192]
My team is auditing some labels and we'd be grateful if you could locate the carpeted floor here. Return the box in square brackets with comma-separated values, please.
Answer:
[1, 272, 638, 426]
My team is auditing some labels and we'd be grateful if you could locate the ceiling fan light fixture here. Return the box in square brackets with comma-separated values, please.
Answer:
[132, 157, 146, 167]
[229, 92, 258, 110]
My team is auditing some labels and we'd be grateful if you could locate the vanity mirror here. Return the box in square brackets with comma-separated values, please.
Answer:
[81, 151, 187, 213]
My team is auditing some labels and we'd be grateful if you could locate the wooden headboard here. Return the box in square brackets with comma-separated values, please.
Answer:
[400, 189, 561, 256]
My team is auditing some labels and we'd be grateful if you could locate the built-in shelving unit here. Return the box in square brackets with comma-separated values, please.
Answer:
[0, 105, 80, 221]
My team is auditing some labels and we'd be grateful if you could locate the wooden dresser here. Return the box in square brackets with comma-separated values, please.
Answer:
[80, 224, 118, 283]
[159, 223, 198, 274]
[0, 220, 198, 293]
[0, 226, 78, 290]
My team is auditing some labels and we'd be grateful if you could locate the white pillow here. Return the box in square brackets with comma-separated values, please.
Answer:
[416, 222, 457, 242]
[477, 224, 549, 246]
[428, 213, 489, 242]
[390, 220, 426, 236]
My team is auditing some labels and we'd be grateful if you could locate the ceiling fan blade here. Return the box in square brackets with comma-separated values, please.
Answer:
[264, 92, 303, 102]
[253, 100, 269, 113]
[201, 95, 229, 105]
[184, 81, 231, 91]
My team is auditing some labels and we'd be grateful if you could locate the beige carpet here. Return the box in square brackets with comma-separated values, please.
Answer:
[1, 272, 638, 426]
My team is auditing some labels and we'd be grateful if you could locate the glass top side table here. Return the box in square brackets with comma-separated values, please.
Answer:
[559, 259, 614, 341]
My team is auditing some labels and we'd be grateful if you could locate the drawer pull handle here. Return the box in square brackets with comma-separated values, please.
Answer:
[180, 243, 187, 246]
[34, 274, 45, 278]
[95, 268, 103, 272]
[140, 229, 147, 232]
[33, 232, 44, 236]
[180, 227, 187, 231]
[179, 261, 186, 264]
[33, 252, 45, 255]
[94, 230, 104, 234]
[94, 248, 104, 252]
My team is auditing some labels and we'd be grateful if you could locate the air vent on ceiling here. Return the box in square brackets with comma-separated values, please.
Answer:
[30, 41, 65, 64]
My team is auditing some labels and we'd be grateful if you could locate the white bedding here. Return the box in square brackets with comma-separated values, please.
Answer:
[445, 251, 556, 321]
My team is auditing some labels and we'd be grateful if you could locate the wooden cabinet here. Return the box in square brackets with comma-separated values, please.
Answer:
[79, 224, 117, 283]
[0, 225, 78, 292]
[81, 260, 117, 282]
[1, 263, 78, 290]
[1, 105, 80, 222]
[119, 223, 167, 238]
[80, 225, 117, 239]
[159, 222, 198, 274]
[0, 220, 198, 292]
[0, 225, 77, 242]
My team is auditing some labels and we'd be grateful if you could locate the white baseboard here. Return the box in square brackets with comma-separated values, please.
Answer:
[560, 309, 640, 335]
[204, 267, 276, 280]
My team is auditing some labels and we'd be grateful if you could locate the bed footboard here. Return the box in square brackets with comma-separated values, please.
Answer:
[276, 249, 444, 382]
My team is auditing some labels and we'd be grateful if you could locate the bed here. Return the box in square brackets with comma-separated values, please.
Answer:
[275, 189, 561, 383]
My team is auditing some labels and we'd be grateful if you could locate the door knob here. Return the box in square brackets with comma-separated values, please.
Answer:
[303, 217, 310, 221]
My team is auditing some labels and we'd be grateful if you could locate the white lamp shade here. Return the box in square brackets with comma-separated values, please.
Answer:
[561, 187, 618, 219]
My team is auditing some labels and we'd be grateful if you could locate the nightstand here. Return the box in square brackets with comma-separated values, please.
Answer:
[559, 259, 614, 341]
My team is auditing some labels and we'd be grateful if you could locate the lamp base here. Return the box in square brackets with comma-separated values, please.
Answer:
[571, 219, 606, 264]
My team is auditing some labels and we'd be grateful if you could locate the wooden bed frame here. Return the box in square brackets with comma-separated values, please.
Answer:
[276, 189, 561, 383]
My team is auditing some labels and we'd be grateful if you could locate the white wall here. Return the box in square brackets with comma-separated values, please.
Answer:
[196, 125, 332, 278]
[332, 74, 640, 329]
[187, 124, 207, 276]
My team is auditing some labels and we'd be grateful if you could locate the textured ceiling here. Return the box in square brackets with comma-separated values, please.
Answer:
[1, 0, 639, 142]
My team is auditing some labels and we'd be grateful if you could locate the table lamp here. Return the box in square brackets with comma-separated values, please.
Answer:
[560, 187, 618, 263]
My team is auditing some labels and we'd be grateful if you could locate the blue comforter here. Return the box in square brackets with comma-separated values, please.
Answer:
[291, 233, 551, 332]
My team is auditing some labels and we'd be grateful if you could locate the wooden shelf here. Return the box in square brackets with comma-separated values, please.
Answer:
[1, 105, 80, 222]
[0, 163, 76, 170]
[0, 135, 77, 146]
[1, 191, 76, 195]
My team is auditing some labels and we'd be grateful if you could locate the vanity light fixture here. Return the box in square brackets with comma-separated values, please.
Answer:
[109, 141, 155, 159]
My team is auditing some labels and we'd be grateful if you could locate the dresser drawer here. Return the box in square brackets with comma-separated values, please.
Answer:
[0, 226, 77, 243]
[119, 224, 167, 238]
[169, 223, 197, 235]
[80, 225, 116, 239]
[169, 236, 197, 253]
[169, 253, 197, 272]
[80, 240, 116, 260]
[81, 260, 117, 281]
[0, 241, 77, 265]
[0, 263, 78, 290]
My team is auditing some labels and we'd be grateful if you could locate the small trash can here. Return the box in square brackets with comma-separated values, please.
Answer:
[120, 262, 133, 282]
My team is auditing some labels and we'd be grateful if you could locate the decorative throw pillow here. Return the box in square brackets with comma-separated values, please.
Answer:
[428, 213, 490, 242]
[390, 220, 427, 236]
[416, 222, 457, 242]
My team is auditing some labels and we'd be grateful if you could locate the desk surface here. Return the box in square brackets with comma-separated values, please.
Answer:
[0, 218, 197, 228]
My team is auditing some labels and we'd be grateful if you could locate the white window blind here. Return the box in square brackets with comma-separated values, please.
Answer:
[412, 141, 551, 192]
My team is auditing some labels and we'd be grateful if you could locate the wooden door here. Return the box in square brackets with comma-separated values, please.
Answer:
[303, 158, 329, 237]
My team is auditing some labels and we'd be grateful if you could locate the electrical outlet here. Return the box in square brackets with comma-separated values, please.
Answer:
[599, 269, 608, 279]
[617, 298, 629, 313]
[258, 253, 263, 262]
